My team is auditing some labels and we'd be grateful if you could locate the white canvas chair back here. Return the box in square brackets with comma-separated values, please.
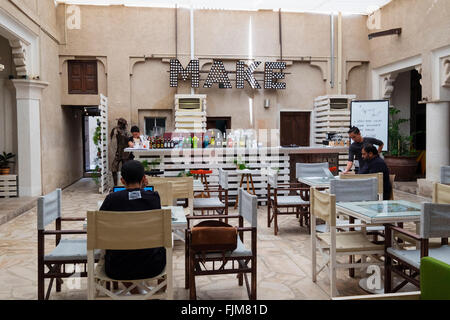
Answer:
[310, 187, 336, 227]
[267, 168, 278, 188]
[339, 173, 383, 198]
[330, 178, 378, 203]
[37, 189, 62, 230]
[441, 166, 450, 184]
[296, 162, 329, 179]
[218, 168, 229, 190]
[433, 183, 450, 204]
[87, 209, 172, 251]
[238, 188, 258, 228]
[148, 181, 173, 207]
[420, 203, 450, 239]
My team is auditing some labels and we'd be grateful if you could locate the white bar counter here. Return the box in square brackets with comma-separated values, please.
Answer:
[126, 146, 346, 203]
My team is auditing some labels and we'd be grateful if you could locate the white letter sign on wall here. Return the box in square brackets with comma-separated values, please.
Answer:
[66, 5, 81, 30]
[169, 59, 287, 90]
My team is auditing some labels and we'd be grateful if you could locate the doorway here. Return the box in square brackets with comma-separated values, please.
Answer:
[410, 69, 425, 150]
[81, 107, 101, 175]
[280, 112, 310, 147]
[206, 117, 231, 134]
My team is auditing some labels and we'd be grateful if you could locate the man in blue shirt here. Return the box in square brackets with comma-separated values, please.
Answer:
[360, 144, 392, 200]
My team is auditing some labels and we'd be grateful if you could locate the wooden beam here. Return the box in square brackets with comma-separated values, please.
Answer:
[368, 28, 402, 40]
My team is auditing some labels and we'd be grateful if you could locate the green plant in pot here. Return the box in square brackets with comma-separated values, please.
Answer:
[384, 107, 421, 181]
[0, 152, 15, 175]
[142, 159, 161, 175]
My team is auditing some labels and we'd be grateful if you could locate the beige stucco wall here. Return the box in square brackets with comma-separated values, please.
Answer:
[0, 0, 83, 194]
[368, 0, 450, 100]
[57, 4, 371, 142]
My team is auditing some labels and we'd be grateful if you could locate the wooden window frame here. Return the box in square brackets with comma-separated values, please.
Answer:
[68, 60, 98, 95]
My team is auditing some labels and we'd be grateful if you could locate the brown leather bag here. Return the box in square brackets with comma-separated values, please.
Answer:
[190, 220, 237, 253]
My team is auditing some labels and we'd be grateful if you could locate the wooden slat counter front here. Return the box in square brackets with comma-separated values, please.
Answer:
[126, 146, 347, 204]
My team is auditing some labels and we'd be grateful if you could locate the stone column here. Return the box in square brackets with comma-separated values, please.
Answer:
[426, 102, 450, 182]
[12, 79, 48, 197]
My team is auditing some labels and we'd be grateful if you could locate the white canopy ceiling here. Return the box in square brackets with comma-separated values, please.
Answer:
[55, 0, 392, 15]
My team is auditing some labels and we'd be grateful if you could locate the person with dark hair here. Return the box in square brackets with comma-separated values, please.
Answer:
[344, 126, 384, 174]
[360, 144, 392, 200]
[128, 126, 145, 148]
[110, 118, 132, 186]
[99, 160, 166, 286]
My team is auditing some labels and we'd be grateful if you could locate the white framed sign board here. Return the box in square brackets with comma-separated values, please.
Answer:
[351, 100, 389, 152]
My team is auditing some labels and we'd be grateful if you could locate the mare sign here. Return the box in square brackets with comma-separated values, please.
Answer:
[169, 59, 287, 90]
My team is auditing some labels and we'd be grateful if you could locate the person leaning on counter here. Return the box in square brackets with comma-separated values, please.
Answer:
[343, 126, 384, 174]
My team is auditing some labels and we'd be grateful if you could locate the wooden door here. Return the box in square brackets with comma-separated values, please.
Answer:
[280, 112, 310, 147]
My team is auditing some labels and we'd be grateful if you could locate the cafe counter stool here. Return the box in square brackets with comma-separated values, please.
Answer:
[234, 169, 258, 209]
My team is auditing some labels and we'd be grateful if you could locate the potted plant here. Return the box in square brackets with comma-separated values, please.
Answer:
[0, 152, 16, 175]
[384, 107, 420, 181]
[142, 159, 161, 175]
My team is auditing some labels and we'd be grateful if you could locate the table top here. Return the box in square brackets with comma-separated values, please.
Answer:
[336, 200, 422, 224]
[298, 176, 339, 188]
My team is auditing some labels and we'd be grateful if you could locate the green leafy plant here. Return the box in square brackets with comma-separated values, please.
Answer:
[0, 152, 15, 168]
[388, 107, 421, 157]
[142, 159, 161, 172]
[91, 119, 102, 185]
[177, 171, 193, 177]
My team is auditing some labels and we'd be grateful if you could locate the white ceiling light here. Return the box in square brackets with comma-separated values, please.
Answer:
[54, 0, 392, 15]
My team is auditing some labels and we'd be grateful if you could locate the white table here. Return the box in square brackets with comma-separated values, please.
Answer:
[298, 176, 339, 188]
[336, 200, 422, 294]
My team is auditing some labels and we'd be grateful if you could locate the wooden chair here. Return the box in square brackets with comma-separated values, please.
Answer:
[389, 174, 396, 200]
[37, 189, 100, 300]
[339, 172, 384, 200]
[385, 203, 450, 293]
[87, 209, 173, 300]
[267, 168, 310, 235]
[441, 166, 450, 184]
[433, 182, 450, 204]
[193, 168, 228, 217]
[296, 162, 329, 179]
[310, 187, 384, 297]
[185, 188, 258, 300]
[146, 180, 174, 207]
[147, 176, 194, 213]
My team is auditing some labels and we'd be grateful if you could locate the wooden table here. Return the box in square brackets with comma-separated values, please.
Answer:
[234, 169, 258, 209]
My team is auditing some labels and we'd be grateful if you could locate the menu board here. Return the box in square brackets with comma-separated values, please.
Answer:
[351, 100, 389, 152]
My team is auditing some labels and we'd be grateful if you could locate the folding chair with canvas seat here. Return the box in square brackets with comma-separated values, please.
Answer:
[193, 168, 228, 217]
[310, 187, 384, 297]
[267, 168, 310, 235]
[441, 166, 450, 184]
[389, 174, 396, 200]
[185, 188, 258, 300]
[433, 182, 450, 204]
[329, 178, 382, 277]
[37, 189, 100, 300]
[147, 176, 194, 213]
[384, 203, 450, 293]
[87, 209, 173, 300]
[147, 180, 174, 206]
[296, 162, 329, 179]
[339, 172, 384, 200]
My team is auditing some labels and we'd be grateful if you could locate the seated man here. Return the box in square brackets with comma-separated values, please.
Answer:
[360, 144, 392, 200]
[100, 160, 166, 281]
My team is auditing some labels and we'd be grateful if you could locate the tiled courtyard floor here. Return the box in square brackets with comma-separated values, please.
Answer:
[0, 179, 430, 300]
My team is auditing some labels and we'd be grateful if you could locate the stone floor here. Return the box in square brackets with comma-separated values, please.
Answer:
[0, 196, 36, 226]
[0, 179, 429, 300]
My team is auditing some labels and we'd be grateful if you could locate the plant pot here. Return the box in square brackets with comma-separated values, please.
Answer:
[0, 167, 10, 175]
[384, 155, 418, 182]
